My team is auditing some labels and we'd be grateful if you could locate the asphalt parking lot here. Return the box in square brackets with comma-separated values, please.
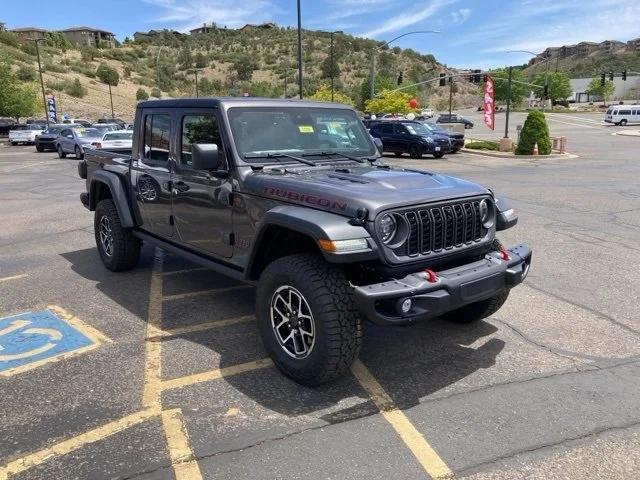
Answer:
[1, 112, 639, 480]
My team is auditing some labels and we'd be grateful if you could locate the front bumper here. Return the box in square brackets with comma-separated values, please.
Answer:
[354, 243, 532, 325]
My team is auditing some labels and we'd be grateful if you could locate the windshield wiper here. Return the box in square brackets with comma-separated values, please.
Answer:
[244, 153, 317, 166]
[302, 151, 376, 164]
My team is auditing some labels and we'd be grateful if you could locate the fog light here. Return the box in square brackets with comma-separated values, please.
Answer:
[400, 298, 412, 314]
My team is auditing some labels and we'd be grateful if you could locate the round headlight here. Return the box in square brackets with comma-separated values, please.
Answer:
[378, 214, 397, 244]
[479, 199, 494, 228]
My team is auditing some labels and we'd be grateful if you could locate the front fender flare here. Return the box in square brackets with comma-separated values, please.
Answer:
[90, 170, 135, 228]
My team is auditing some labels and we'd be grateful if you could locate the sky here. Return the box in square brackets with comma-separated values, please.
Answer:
[2, 0, 639, 69]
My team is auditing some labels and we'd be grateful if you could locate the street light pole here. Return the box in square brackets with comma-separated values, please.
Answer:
[30, 38, 49, 128]
[330, 32, 334, 102]
[108, 83, 114, 119]
[504, 66, 513, 139]
[448, 76, 453, 117]
[296, 0, 303, 99]
[191, 69, 203, 97]
[369, 30, 440, 100]
[506, 50, 551, 110]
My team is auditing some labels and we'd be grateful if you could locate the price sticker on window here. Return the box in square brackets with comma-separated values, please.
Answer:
[298, 125, 314, 133]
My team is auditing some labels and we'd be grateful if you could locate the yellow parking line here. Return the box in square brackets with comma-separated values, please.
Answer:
[149, 315, 255, 341]
[47, 305, 112, 345]
[162, 285, 252, 302]
[351, 360, 454, 480]
[161, 409, 203, 480]
[0, 408, 159, 480]
[162, 358, 273, 391]
[0, 273, 28, 283]
[142, 249, 164, 409]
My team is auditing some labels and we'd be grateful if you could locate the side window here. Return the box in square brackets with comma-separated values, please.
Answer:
[180, 114, 224, 167]
[144, 114, 171, 164]
[61, 129, 71, 137]
[619, 110, 631, 115]
[394, 124, 407, 134]
[379, 123, 393, 134]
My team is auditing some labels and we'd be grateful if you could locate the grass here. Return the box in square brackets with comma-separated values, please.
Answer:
[465, 140, 499, 151]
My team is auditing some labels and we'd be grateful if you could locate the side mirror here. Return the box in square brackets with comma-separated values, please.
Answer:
[373, 137, 383, 154]
[192, 143, 221, 171]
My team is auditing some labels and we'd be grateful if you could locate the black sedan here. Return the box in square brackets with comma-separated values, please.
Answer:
[418, 121, 465, 152]
[436, 114, 474, 129]
[35, 125, 67, 152]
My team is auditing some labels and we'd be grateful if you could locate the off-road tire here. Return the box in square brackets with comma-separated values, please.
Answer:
[409, 144, 423, 159]
[256, 254, 362, 386]
[36, 145, 44, 152]
[94, 199, 140, 272]
[442, 289, 510, 324]
[433, 151, 445, 159]
[394, 152, 403, 157]
[57, 145, 66, 158]
[75, 146, 84, 159]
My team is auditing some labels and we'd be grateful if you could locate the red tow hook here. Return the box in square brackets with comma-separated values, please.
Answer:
[499, 248, 511, 261]
[424, 269, 438, 283]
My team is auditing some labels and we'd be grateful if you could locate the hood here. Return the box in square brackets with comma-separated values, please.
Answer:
[242, 163, 489, 219]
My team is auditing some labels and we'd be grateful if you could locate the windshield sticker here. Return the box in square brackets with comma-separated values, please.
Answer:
[298, 125, 314, 133]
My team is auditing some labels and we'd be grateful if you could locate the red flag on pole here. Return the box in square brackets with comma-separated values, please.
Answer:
[483, 75, 495, 130]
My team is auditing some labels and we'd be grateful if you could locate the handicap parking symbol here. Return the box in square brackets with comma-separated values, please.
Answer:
[0, 309, 106, 376]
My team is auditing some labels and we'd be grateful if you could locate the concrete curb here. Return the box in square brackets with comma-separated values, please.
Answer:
[460, 148, 578, 159]
[614, 130, 640, 137]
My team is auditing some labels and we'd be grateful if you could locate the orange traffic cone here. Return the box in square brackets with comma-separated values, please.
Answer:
[533, 142, 539, 156]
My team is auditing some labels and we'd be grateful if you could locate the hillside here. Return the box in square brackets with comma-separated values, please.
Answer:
[0, 26, 480, 121]
[523, 49, 640, 79]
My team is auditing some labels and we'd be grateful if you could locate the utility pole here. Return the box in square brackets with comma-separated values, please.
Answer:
[448, 76, 454, 117]
[296, 0, 303, 99]
[191, 69, 203, 97]
[30, 38, 49, 128]
[330, 32, 335, 102]
[504, 66, 513, 139]
[108, 83, 114, 119]
[284, 69, 288, 98]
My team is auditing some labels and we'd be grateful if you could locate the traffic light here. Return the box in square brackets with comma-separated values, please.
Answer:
[475, 69, 482, 83]
[397, 71, 403, 85]
[600, 73, 605, 87]
[439, 73, 446, 86]
[468, 71, 475, 82]
[622, 70, 627, 81]
[609, 71, 614, 81]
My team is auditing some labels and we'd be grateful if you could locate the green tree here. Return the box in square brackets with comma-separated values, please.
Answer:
[199, 77, 222, 96]
[136, 88, 149, 101]
[533, 71, 572, 105]
[96, 63, 119, 86]
[64, 78, 88, 98]
[365, 89, 412, 114]
[194, 52, 208, 69]
[80, 46, 99, 62]
[309, 85, 354, 106]
[515, 110, 551, 155]
[488, 68, 527, 105]
[359, 75, 394, 109]
[177, 47, 193, 69]
[0, 56, 39, 121]
[17, 65, 36, 81]
[45, 32, 72, 51]
[585, 78, 615, 103]
[232, 54, 258, 81]
[320, 54, 340, 80]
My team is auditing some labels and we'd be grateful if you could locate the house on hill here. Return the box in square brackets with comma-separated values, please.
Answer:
[10, 27, 47, 42]
[61, 26, 115, 48]
[190, 23, 216, 35]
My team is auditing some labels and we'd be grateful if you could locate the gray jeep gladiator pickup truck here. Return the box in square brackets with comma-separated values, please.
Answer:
[78, 98, 531, 386]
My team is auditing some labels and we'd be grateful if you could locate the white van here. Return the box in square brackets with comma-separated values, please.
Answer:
[604, 105, 640, 126]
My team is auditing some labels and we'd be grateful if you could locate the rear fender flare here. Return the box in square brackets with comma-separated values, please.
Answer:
[90, 170, 135, 228]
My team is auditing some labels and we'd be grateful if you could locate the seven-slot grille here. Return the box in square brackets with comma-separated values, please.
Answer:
[399, 200, 485, 257]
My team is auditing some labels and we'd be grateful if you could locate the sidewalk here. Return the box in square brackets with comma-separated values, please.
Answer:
[615, 130, 640, 137]
[461, 147, 578, 159]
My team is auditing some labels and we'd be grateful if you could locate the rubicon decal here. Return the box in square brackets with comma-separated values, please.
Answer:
[263, 187, 347, 211]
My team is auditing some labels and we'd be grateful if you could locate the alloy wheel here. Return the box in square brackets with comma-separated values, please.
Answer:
[270, 285, 315, 359]
[98, 215, 114, 257]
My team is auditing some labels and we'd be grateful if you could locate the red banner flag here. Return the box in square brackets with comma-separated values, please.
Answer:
[483, 75, 495, 130]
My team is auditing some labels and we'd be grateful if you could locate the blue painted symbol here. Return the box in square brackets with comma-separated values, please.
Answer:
[0, 311, 94, 373]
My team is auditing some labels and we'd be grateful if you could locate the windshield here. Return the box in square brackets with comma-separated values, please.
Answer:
[404, 123, 432, 135]
[419, 122, 443, 132]
[228, 107, 376, 161]
[104, 132, 133, 140]
[75, 128, 102, 138]
[45, 127, 64, 134]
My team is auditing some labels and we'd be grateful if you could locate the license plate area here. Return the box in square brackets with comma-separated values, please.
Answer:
[459, 273, 503, 302]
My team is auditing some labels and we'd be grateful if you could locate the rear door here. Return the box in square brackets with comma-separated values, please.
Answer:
[131, 110, 175, 238]
[59, 129, 74, 152]
[171, 109, 233, 258]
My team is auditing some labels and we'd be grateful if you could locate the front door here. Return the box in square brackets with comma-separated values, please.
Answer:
[131, 111, 174, 238]
[171, 110, 233, 258]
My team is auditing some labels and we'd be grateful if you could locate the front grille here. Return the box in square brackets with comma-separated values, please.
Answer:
[435, 138, 450, 146]
[400, 200, 486, 257]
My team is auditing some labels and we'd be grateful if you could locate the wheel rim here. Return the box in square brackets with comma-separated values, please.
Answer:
[270, 285, 315, 359]
[98, 215, 114, 257]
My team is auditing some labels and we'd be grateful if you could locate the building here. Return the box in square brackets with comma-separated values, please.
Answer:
[60, 27, 115, 48]
[190, 23, 215, 35]
[133, 29, 184, 42]
[0, 22, 6, 32]
[598, 40, 624, 53]
[570, 75, 640, 102]
[10, 27, 47, 42]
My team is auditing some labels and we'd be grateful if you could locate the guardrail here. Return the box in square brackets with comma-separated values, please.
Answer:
[550, 136, 567, 154]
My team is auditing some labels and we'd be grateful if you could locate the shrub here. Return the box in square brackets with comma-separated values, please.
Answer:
[64, 78, 88, 98]
[515, 110, 551, 155]
[45, 80, 67, 91]
[466, 140, 499, 151]
[136, 88, 149, 101]
[17, 65, 37, 81]
[150, 87, 162, 98]
[43, 62, 67, 73]
[0, 31, 19, 48]
[96, 63, 119, 86]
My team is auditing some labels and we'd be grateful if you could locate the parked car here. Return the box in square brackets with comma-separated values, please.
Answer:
[35, 125, 67, 152]
[62, 118, 93, 127]
[436, 114, 474, 129]
[421, 108, 434, 118]
[8, 124, 46, 145]
[0, 118, 17, 136]
[78, 97, 530, 386]
[604, 105, 640, 126]
[417, 121, 464, 153]
[91, 123, 121, 135]
[368, 120, 451, 158]
[97, 130, 133, 149]
[96, 118, 126, 128]
[55, 127, 103, 159]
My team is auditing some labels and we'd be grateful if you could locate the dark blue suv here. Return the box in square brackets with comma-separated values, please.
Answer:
[368, 120, 451, 159]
